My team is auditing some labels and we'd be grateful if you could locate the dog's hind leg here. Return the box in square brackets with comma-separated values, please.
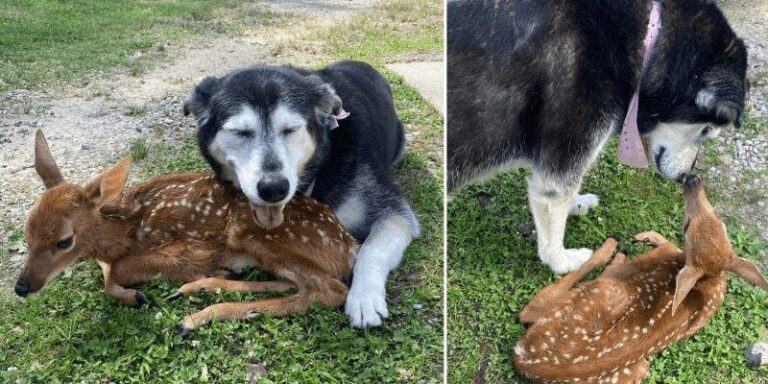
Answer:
[519, 238, 618, 323]
[165, 278, 295, 300]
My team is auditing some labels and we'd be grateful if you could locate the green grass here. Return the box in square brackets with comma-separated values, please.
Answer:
[0, 0, 274, 91]
[448, 138, 768, 383]
[0, 0, 444, 382]
[322, 0, 442, 66]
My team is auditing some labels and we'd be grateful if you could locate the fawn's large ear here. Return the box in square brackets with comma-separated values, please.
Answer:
[728, 257, 768, 293]
[34, 130, 65, 188]
[183, 76, 221, 126]
[313, 83, 348, 130]
[84, 156, 132, 207]
[671, 265, 704, 316]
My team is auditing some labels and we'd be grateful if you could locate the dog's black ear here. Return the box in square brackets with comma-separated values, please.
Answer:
[695, 67, 745, 127]
[183, 76, 221, 125]
[313, 83, 349, 130]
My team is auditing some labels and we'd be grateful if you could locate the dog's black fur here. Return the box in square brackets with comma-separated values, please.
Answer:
[447, 0, 747, 189]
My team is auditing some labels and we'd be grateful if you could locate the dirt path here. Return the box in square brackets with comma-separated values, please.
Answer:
[711, 1, 768, 267]
[0, 1, 371, 290]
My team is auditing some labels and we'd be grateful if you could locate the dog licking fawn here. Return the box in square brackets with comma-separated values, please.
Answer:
[15, 130, 357, 335]
[514, 174, 768, 384]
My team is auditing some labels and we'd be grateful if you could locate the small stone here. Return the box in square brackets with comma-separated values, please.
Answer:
[745, 343, 768, 368]
[154, 311, 163, 320]
[190, 340, 201, 347]
[413, 303, 424, 310]
[81, 144, 90, 150]
[518, 222, 533, 237]
[246, 362, 268, 383]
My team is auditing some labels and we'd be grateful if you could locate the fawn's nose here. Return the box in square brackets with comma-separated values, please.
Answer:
[257, 177, 290, 203]
[681, 173, 701, 190]
[14, 281, 29, 297]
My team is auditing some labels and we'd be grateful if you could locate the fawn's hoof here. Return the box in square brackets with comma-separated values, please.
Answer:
[164, 291, 183, 301]
[176, 326, 192, 337]
[135, 291, 150, 306]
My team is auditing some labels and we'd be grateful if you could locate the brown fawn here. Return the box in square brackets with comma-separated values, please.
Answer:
[15, 130, 358, 335]
[514, 174, 768, 384]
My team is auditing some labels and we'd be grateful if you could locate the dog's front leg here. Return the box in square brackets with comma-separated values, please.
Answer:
[345, 211, 418, 328]
[527, 172, 593, 274]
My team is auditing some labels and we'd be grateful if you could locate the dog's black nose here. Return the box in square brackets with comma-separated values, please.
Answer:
[257, 177, 290, 203]
[14, 281, 29, 297]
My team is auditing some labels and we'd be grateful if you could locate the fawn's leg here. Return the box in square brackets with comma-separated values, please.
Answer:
[601, 252, 626, 277]
[164, 278, 295, 300]
[632, 230, 684, 262]
[97, 260, 149, 306]
[177, 278, 348, 335]
[633, 231, 681, 250]
[110, 242, 215, 287]
[519, 238, 618, 324]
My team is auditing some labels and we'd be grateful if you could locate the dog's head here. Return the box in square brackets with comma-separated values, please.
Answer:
[640, 4, 748, 181]
[184, 66, 347, 229]
[670, 174, 768, 315]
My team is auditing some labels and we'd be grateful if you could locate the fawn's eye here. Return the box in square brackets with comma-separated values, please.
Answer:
[56, 236, 73, 250]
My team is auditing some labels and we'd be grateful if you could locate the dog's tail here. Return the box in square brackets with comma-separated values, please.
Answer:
[390, 120, 407, 169]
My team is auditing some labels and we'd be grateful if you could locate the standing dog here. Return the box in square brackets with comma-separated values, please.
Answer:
[183, 61, 420, 328]
[447, 0, 748, 273]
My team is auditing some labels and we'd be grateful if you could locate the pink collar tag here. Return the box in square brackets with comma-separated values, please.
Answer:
[619, 1, 662, 169]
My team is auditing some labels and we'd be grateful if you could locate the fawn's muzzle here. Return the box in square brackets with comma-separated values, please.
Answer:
[14, 280, 29, 297]
[682, 173, 702, 192]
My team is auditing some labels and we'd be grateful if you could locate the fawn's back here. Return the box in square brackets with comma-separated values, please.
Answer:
[516, 249, 726, 382]
[116, 172, 357, 280]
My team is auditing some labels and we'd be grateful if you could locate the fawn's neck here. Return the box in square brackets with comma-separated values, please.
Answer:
[87, 211, 141, 264]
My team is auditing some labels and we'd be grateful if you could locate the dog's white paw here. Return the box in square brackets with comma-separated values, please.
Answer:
[569, 194, 599, 216]
[545, 248, 593, 274]
[345, 281, 388, 329]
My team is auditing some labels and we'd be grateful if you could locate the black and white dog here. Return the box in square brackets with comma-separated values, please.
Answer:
[447, 0, 747, 273]
[183, 61, 419, 328]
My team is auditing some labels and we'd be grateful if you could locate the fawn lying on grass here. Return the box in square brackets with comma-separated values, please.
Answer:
[15, 130, 358, 335]
[514, 174, 768, 384]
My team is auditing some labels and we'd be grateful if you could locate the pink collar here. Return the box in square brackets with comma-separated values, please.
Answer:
[619, 1, 662, 168]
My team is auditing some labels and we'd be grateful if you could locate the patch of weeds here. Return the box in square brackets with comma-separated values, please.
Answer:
[124, 104, 147, 117]
[129, 138, 149, 161]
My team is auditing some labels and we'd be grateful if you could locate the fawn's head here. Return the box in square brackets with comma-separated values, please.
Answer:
[671, 174, 768, 314]
[14, 130, 132, 297]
